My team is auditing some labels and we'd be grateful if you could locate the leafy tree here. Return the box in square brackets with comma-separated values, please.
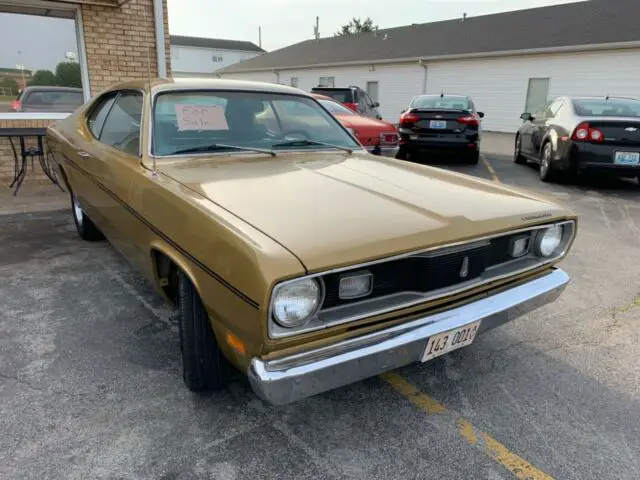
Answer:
[0, 76, 19, 95]
[54, 62, 82, 88]
[28, 69, 56, 87]
[335, 17, 378, 36]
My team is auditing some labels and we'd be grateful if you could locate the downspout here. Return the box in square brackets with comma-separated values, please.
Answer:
[419, 59, 427, 94]
[153, 0, 167, 78]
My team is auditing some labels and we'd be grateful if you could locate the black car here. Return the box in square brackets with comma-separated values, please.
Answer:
[396, 94, 484, 164]
[310, 85, 381, 119]
[515, 96, 640, 183]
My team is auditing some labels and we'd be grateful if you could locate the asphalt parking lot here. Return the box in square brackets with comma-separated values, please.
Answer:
[1, 149, 639, 480]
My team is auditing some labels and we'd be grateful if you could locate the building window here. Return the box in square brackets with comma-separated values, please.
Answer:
[212, 55, 224, 63]
[0, 1, 88, 118]
[290, 77, 299, 88]
[319, 76, 335, 87]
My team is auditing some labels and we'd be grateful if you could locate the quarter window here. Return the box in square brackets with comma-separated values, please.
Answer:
[100, 91, 143, 156]
[87, 93, 117, 138]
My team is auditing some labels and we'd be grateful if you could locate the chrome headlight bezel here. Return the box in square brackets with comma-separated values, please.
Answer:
[269, 278, 324, 328]
[533, 223, 572, 259]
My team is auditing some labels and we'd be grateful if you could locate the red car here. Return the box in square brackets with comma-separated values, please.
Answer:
[311, 93, 399, 157]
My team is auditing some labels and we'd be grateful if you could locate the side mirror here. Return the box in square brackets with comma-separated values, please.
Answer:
[401, 109, 406, 114]
[520, 112, 533, 121]
[477, 111, 485, 118]
[373, 102, 380, 108]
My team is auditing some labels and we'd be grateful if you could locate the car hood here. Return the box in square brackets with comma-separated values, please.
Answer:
[158, 152, 571, 273]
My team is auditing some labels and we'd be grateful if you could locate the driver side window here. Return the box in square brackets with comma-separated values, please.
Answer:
[254, 101, 281, 134]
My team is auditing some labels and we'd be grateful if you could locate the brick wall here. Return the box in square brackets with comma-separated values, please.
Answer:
[0, 0, 171, 185]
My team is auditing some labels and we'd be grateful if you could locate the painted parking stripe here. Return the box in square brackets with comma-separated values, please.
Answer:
[481, 155, 501, 183]
[379, 372, 555, 480]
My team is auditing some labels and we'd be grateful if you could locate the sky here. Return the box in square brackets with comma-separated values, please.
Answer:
[167, 0, 584, 52]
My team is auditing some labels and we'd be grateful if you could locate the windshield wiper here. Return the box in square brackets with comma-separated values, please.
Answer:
[272, 139, 353, 154]
[170, 143, 276, 157]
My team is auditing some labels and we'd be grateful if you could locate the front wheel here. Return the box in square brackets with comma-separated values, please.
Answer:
[539, 142, 557, 183]
[178, 271, 233, 392]
[70, 189, 104, 241]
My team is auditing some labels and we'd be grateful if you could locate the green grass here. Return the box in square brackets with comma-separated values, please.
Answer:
[0, 95, 16, 102]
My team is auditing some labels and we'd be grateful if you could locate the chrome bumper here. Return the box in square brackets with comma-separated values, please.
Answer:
[367, 145, 399, 157]
[248, 268, 570, 405]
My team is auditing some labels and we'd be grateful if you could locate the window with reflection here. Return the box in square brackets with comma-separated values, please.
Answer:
[0, 3, 86, 115]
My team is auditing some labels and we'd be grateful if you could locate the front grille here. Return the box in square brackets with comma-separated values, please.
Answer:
[321, 232, 529, 310]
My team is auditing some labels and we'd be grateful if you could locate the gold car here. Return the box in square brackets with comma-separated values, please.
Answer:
[46, 78, 577, 405]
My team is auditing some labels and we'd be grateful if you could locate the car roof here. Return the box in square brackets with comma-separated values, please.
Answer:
[414, 93, 469, 98]
[100, 78, 310, 96]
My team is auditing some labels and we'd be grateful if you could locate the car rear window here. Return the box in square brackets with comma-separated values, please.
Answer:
[312, 89, 354, 103]
[23, 90, 84, 107]
[318, 99, 355, 115]
[411, 95, 470, 110]
[573, 98, 640, 117]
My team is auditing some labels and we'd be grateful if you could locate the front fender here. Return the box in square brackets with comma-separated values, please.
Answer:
[149, 239, 201, 300]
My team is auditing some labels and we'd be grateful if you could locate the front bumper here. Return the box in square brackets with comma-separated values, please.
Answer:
[248, 268, 570, 405]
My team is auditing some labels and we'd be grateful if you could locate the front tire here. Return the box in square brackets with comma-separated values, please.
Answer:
[539, 142, 557, 183]
[70, 189, 104, 241]
[178, 271, 233, 392]
[514, 135, 527, 165]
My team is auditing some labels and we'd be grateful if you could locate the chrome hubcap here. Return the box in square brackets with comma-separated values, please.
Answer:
[541, 146, 551, 176]
[72, 195, 83, 226]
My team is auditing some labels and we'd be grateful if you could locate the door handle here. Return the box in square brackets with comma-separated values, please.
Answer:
[78, 151, 92, 159]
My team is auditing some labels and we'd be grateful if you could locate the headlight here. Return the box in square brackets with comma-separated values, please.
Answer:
[535, 225, 563, 257]
[271, 278, 322, 328]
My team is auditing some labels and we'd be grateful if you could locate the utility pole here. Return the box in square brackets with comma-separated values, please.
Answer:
[258, 26, 262, 48]
[313, 16, 320, 40]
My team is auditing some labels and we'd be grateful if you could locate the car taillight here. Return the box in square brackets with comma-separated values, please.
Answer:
[399, 112, 419, 127]
[457, 115, 479, 126]
[380, 132, 399, 145]
[571, 122, 603, 142]
[11, 100, 20, 111]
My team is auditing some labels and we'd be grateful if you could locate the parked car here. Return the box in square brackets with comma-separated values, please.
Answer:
[311, 93, 398, 156]
[47, 78, 577, 405]
[310, 85, 381, 119]
[515, 96, 640, 183]
[396, 94, 484, 164]
[12, 86, 85, 113]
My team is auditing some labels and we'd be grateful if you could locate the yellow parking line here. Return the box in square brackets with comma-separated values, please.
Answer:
[481, 155, 500, 183]
[379, 372, 554, 480]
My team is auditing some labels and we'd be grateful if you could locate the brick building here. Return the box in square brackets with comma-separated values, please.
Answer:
[0, 0, 171, 183]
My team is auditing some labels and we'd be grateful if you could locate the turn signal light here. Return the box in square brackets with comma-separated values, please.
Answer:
[399, 112, 419, 127]
[457, 115, 479, 126]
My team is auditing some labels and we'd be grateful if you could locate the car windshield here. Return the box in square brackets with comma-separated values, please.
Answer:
[318, 98, 355, 115]
[152, 91, 361, 156]
[312, 89, 353, 103]
[411, 95, 470, 110]
[573, 98, 640, 117]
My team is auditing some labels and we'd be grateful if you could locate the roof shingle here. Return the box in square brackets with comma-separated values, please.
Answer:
[170, 35, 265, 53]
[219, 0, 640, 73]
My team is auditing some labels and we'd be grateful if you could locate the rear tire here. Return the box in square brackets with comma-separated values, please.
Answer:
[465, 150, 480, 165]
[178, 271, 233, 392]
[70, 188, 104, 241]
[396, 146, 409, 160]
[539, 142, 557, 183]
[514, 134, 527, 165]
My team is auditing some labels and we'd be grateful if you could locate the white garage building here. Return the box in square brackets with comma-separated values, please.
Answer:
[217, 0, 640, 133]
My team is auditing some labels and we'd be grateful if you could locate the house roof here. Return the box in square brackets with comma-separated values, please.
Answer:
[169, 35, 265, 53]
[219, 0, 640, 73]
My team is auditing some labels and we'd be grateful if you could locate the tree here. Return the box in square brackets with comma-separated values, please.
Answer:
[0, 76, 19, 96]
[335, 17, 378, 36]
[28, 69, 56, 87]
[54, 62, 82, 88]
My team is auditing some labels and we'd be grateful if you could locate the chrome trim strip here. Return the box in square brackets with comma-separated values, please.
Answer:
[267, 220, 576, 338]
[250, 268, 570, 405]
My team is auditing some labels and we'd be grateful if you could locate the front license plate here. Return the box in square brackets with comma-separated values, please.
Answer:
[614, 151, 640, 165]
[421, 321, 482, 362]
[429, 120, 447, 129]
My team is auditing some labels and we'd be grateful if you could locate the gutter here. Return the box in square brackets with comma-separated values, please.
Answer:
[152, 0, 167, 78]
[218, 40, 640, 75]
